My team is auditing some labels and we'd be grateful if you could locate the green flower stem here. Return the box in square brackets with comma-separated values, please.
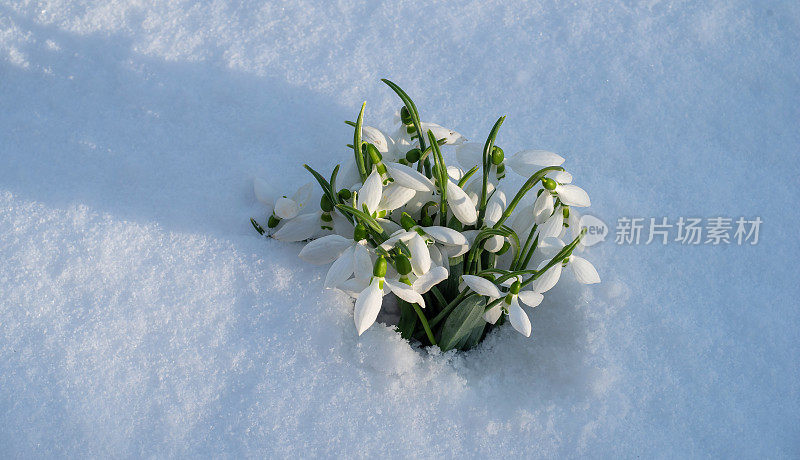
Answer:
[412, 302, 437, 346]
[353, 102, 367, 182]
[512, 224, 538, 271]
[492, 166, 564, 230]
[477, 116, 505, 227]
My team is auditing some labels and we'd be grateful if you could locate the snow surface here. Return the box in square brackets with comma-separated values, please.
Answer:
[1, 1, 799, 457]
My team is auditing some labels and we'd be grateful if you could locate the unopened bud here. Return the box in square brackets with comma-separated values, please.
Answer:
[400, 106, 413, 125]
[405, 148, 421, 163]
[353, 223, 367, 241]
[373, 255, 387, 278]
[320, 195, 334, 212]
[394, 254, 412, 275]
[491, 146, 504, 165]
[400, 212, 416, 231]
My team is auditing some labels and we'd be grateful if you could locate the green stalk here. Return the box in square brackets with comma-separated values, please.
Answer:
[427, 290, 470, 329]
[492, 166, 564, 229]
[412, 303, 436, 346]
[353, 102, 367, 182]
[477, 116, 505, 227]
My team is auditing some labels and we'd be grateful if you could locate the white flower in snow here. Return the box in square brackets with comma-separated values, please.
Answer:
[532, 238, 601, 292]
[464, 276, 542, 337]
[483, 190, 507, 252]
[298, 224, 374, 289]
[350, 256, 447, 335]
[381, 219, 472, 268]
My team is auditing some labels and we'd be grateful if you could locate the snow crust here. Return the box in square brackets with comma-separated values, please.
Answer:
[1, 1, 798, 456]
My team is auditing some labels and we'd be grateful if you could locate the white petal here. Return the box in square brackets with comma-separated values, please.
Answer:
[353, 243, 373, 281]
[428, 244, 447, 268]
[484, 235, 504, 253]
[517, 291, 544, 308]
[510, 205, 535, 237]
[446, 166, 464, 181]
[385, 162, 435, 192]
[291, 182, 315, 206]
[379, 183, 416, 211]
[539, 209, 564, 239]
[333, 212, 354, 238]
[570, 256, 601, 284]
[338, 277, 369, 297]
[533, 262, 562, 293]
[412, 266, 448, 294]
[376, 218, 402, 235]
[500, 275, 521, 288]
[533, 192, 555, 225]
[538, 237, 565, 258]
[508, 298, 532, 337]
[483, 304, 503, 324]
[508, 150, 565, 176]
[324, 246, 356, 288]
[555, 184, 591, 207]
[253, 178, 276, 205]
[443, 243, 470, 258]
[446, 180, 478, 225]
[362, 126, 389, 153]
[385, 279, 426, 307]
[354, 280, 384, 335]
[357, 169, 383, 213]
[271, 212, 320, 242]
[423, 226, 468, 246]
[455, 142, 483, 169]
[551, 170, 573, 184]
[484, 190, 506, 226]
[379, 230, 416, 250]
[274, 197, 299, 220]
[298, 234, 353, 264]
[461, 275, 502, 298]
[409, 234, 431, 276]
[420, 122, 465, 145]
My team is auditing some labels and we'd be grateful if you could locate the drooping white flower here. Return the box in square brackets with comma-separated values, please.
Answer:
[480, 278, 543, 336]
[532, 238, 601, 290]
[483, 190, 507, 252]
[507, 150, 565, 177]
[350, 256, 447, 335]
[420, 122, 466, 145]
[384, 162, 436, 192]
[445, 179, 478, 225]
[272, 211, 324, 242]
[298, 225, 374, 290]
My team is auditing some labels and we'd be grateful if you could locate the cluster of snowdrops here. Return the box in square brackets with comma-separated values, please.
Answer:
[251, 80, 599, 351]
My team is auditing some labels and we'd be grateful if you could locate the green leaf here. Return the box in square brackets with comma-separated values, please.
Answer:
[438, 295, 486, 352]
[250, 218, 265, 235]
[396, 299, 418, 340]
[303, 164, 333, 198]
[457, 321, 486, 350]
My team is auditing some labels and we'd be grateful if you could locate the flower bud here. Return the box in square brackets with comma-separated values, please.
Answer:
[542, 178, 557, 190]
[268, 215, 281, 228]
[338, 189, 352, 201]
[405, 148, 421, 163]
[491, 146, 504, 165]
[510, 280, 521, 295]
[373, 255, 387, 278]
[353, 223, 367, 241]
[320, 194, 334, 212]
[400, 106, 413, 125]
[394, 254, 412, 275]
[365, 143, 382, 164]
[400, 212, 416, 231]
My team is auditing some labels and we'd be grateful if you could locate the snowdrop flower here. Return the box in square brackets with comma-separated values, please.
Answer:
[298, 224, 374, 289]
[507, 150, 565, 177]
[475, 278, 542, 337]
[532, 238, 600, 291]
[541, 177, 591, 208]
[381, 213, 472, 265]
[420, 122, 465, 145]
[483, 190, 507, 252]
[352, 256, 447, 335]
[271, 211, 325, 241]
[445, 179, 478, 225]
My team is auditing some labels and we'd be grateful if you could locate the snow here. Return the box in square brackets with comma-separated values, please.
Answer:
[1, 1, 799, 456]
